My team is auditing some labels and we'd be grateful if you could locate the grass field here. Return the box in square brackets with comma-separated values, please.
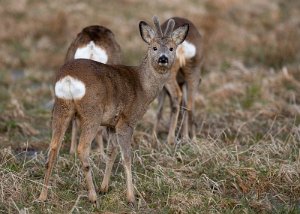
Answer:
[0, 0, 300, 213]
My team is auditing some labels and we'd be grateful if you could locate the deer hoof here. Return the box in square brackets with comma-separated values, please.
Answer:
[88, 191, 97, 203]
[167, 136, 175, 145]
[37, 190, 48, 202]
[99, 185, 109, 194]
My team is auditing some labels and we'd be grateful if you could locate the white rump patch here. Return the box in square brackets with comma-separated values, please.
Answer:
[74, 41, 108, 64]
[177, 41, 196, 59]
[55, 76, 86, 100]
[176, 40, 196, 67]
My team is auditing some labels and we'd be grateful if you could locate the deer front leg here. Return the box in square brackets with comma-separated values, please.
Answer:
[116, 123, 135, 204]
[100, 131, 118, 193]
[165, 80, 182, 145]
[38, 102, 73, 201]
[77, 123, 99, 203]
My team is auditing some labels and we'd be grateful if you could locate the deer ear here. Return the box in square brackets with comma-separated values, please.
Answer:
[171, 24, 189, 45]
[139, 21, 155, 44]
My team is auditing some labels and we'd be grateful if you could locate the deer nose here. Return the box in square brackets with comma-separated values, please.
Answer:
[158, 55, 168, 64]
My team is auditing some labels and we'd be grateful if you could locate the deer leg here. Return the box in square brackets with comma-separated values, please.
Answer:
[152, 90, 166, 147]
[183, 68, 201, 140]
[165, 80, 182, 145]
[38, 101, 73, 201]
[116, 123, 135, 204]
[77, 122, 100, 203]
[70, 117, 79, 155]
[95, 127, 107, 161]
[181, 83, 189, 139]
[100, 131, 117, 193]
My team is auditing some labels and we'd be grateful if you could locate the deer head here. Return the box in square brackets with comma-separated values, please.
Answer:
[139, 16, 189, 74]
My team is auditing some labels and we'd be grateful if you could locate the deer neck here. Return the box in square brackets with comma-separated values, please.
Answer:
[138, 55, 170, 101]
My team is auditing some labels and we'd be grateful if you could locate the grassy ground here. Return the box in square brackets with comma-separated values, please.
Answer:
[0, 0, 300, 213]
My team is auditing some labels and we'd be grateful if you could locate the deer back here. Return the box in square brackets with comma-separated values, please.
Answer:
[65, 25, 121, 64]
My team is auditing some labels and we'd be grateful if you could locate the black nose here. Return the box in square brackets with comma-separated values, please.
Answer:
[158, 55, 168, 64]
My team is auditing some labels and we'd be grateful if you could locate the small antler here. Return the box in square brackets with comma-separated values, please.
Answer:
[152, 16, 163, 38]
[164, 19, 175, 37]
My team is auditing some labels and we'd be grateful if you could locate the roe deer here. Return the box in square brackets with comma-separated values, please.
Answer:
[38, 16, 189, 204]
[153, 17, 203, 145]
[65, 25, 121, 157]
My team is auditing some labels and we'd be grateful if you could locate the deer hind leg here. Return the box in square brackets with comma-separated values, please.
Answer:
[181, 82, 189, 140]
[38, 100, 74, 201]
[70, 117, 79, 155]
[100, 130, 118, 193]
[165, 80, 182, 145]
[95, 127, 107, 161]
[116, 123, 135, 204]
[152, 89, 166, 147]
[182, 66, 201, 140]
[77, 120, 100, 203]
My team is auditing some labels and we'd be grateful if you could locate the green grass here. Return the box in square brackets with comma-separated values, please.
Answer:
[241, 83, 262, 109]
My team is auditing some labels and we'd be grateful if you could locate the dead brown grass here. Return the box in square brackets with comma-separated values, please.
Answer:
[0, 0, 300, 213]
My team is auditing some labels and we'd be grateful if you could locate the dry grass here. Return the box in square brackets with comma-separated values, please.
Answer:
[0, 0, 300, 213]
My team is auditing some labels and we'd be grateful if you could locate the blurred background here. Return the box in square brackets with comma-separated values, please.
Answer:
[1, 0, 299, 149]
[0, 0, 300, 212]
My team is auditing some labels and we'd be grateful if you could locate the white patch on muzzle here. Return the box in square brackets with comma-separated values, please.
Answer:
[176, 40, 196, 67]
[74, 41, 108, 64]
[55, 76, 86, 100]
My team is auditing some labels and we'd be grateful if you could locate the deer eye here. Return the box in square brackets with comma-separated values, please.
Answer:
[153, 47, 157, 51]
[169, 47, 173, 51]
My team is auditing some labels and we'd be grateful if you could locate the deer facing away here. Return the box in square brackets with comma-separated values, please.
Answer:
[65, 25, 121, 157]
[38, 16, 189, 204]
[153, 17, 203, 145]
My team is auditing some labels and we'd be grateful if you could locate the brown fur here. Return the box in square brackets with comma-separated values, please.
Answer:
[153, 17, 203, 145]
[64, 25, 122, 157]
[38, 17, 189, 204]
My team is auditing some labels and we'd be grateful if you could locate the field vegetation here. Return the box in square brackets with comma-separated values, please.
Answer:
[0, 0, 299, 213]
